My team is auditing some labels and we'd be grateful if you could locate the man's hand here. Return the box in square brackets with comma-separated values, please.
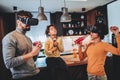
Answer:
[31, 41, 42, 56]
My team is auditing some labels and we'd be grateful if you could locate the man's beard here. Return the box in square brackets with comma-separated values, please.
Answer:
[23, 27, 30, 31]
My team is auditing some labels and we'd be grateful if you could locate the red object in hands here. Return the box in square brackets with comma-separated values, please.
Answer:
[33, 41, 38, 46]
[74, 37, 85, 44]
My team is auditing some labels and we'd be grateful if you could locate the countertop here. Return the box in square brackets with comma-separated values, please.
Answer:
[35, 54, 87, 68]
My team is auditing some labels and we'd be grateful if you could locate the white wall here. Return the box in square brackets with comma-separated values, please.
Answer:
[107, 0, 120, 43]
[26, 12, 50, 49]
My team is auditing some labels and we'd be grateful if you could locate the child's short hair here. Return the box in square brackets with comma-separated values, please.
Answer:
[45, 24, 57, 37]
[91, 23, 108, 39]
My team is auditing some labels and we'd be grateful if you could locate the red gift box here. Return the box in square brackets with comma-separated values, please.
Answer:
[74, 37, 85, 44]
[33, 41, 38, 46]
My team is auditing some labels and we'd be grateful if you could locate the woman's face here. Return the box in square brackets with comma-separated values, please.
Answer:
[48, 26, 57, 36]
[90, 32, 99, 40]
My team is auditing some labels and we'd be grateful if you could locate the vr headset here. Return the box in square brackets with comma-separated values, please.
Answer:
[18, 17, 38, 26]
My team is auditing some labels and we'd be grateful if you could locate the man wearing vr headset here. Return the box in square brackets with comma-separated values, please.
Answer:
[78, 23, 120, 80]
[2, 10, 43, 80]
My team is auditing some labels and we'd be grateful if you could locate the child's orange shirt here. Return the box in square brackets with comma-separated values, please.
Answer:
[79, 34, 120, 76]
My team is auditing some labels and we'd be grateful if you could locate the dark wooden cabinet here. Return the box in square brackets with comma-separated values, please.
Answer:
[0, 13, 16, 80]
[62, 13, 87, 36]
[50, 12, 87, 36]
[86, 5, 108, 35]
[51, 5, 108, 36]
[95, 6, 108, 25]
[87, 5, 108, 26]
[50, 12, 63, 36]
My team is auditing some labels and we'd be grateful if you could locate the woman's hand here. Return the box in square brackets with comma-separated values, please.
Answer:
[53, 41, 58, 47]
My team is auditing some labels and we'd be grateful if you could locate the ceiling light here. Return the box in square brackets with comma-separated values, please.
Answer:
[60, 7, 71, 22]
[37, 0, 47, 21]
[60, 0, 71, 22]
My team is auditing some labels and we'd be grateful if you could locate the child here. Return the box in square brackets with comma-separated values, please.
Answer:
[78, 24, 120, 80]
[44, 24, 72, 80]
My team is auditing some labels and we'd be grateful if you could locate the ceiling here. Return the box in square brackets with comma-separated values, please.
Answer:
[0, 0, 116, 13]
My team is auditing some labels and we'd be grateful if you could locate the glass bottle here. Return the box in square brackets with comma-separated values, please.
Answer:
[73, 48, 77, 58]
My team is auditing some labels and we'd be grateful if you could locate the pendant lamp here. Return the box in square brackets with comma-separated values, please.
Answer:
[37, 0, 47, 21]
[60, 0, 71, 22]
